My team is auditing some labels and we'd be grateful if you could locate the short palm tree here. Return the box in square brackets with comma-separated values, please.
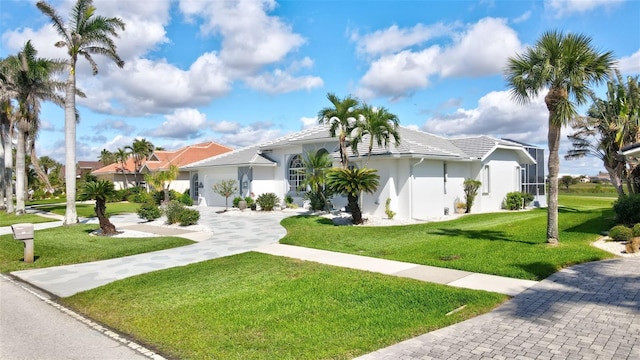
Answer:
[352, 104, 401, 164]
[37, 0, 126, 225]
[326, 167, 379, 224]
[78, 179, 118, 235]
[505, 30, 614, 245]
[144, 164, 179, 204]
[299, 150, 333, 211]
[318, 93, 360, 168]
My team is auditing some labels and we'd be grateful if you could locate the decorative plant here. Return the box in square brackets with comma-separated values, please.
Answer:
[78, 179, 118, 235]
[463, 179, 481, 213]
[256, 193, 280, 211]
[384, 198, 396, 219]
[326, 167, 380, 224]
[137, 202, 162, 222]
[212, 179, 238, 210]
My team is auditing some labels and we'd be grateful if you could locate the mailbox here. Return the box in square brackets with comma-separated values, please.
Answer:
[12, 223, 34, 263]
[12, 223, 34, 240]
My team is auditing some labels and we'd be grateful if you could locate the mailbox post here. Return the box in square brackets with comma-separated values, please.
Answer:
[12, 223, 34, 263]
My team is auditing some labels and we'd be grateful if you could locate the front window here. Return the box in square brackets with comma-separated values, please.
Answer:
[482, 165, 490, 194]
[288, 154, 305, 192]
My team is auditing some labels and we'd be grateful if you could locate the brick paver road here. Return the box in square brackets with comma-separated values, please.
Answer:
[358, 258, 640, 360]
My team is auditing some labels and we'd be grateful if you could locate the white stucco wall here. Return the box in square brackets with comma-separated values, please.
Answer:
[478, 149, 522, 212]
[410, 159, 447, 220]
[443, 161, 473, 212]
[198, 166, 237, 207]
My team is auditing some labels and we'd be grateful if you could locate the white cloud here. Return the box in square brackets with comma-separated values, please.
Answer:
[351, 22, 455, 56]
[544, 0, 624, 17]
[216, 122, 283, 148]
[246, 70, 323, 94]
[618, 49, 640, 74]
[355, 17, 524, 100]
[300, 116, 317, 129]
[147, 108, 208, 139]
[211, 121, 240, 134]
[512, 11, 532, 23]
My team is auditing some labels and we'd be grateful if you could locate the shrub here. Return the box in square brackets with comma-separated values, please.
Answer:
[179, 192, 194, 206]
[137, 203, 162, 222]
[285, 194, 294, 205]
[633, 223, 640, 237]
[164, 201, 186, 225]
[385, 198, 396, 219]
[153, 189, 179, 205]
[304, 190, 327, 211]
[504, 192, 524, 210]
[178, 208, 200, 226]
[613, 194, 640, 226]
[129, 191, 153, 204]
[244, 196, 254, 207]
[463, 179, 481, 213]
[522, 192, 534, 206]
[609, 225, 633, 241]
[256, 193, 279, 211]
[232, 196, 243, 208]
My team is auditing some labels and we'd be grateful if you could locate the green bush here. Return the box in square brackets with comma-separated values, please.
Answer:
[609, 225, 633, 241]
[232, 196, 243, 208]
[285, 194, 294, 204]
[304, 190, 327, 211]
[129, 191, 153, 204]
[178, 208, 200, 226]
[504, 192, 524, 210]
[153, 189, 179, 205]
[137, 203, 162, 222]
[522, 192, 534, 206]
[385, 198, 396, 219]
[179, 192, 194, 206]
[256, 193, 280, 211]
[632, 223, 640, 237]
[612, 194, 640, 226]
[164, 201, 186, 225]
[244, 196, 254, 207]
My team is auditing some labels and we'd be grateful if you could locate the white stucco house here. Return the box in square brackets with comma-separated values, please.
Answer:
[183, 125, 538, 220]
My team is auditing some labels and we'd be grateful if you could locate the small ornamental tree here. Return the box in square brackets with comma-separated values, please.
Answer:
[78, 179, 117, 235]
[463, 179, 481, 214]
[326, 167, 380, 224]
[212, 179, 238, 210]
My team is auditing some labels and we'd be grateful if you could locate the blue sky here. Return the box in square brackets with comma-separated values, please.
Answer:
[1, 0, 639, 176]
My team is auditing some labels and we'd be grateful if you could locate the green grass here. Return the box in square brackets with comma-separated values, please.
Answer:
[62, 252, 507, 360]
[0, 212, 57, 227]
[34, 201, 140, 218]
[0, 224, 194, 272]
[26, 197, 68, 206]
[280, 195, 617, 281]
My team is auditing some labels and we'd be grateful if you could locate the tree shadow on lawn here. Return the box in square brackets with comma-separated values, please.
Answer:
[430, 228, 537, 245]
[561, 209, 614, 235]
[515, 261, 559, 279]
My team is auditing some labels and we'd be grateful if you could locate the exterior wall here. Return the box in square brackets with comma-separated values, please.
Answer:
[443, 161, 472, 212]
[197, 166, 238, 207]
[95, 173, 136, 190]
[410, 159, 447, 220]
[166, 172, 190, 194]
[478, 149, 523, 212]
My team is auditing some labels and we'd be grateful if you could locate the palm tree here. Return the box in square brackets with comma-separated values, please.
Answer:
[114, 148, 130, 189]
[352, 104, 401, 164]
[505, 30, 614, 245]
[5, 41, 65, 214]
[37, 0, 126, 225]
[318, 93, 360, 168]
[126, 138, 154, 185]
[78, 179, 117, 235]
[326, 167, 379, 224]
[299, 150, 333, 211]
[98, 149, 116, 165]
[144, 164, 179, 204]
[0, 58, 14, 212]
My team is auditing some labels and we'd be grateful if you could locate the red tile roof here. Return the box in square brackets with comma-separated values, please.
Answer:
[93, 142, 233, 174]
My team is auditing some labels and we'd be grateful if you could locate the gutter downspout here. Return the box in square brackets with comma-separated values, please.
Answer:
[410, 158, 424, 220]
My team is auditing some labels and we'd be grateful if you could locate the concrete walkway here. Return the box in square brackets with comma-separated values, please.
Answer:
[9, 207, 537, 297]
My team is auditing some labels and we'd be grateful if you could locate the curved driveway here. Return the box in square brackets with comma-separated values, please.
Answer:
[11, 208, 297, 297]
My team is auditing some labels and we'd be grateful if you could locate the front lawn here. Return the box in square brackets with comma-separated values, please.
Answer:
[34, 201, 140, 218]
[0, 224, 194, 272]
[0, 212, 57, 227]
[280, 195, 616, 280]
[62, 252, 507, 360]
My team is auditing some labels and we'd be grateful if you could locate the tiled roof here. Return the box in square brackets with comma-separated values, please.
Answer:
[94, 142, 232, 174]
[450, 136, 528, 160]
[184, 145, 277, 168]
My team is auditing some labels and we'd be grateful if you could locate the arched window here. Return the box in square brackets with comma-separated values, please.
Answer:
[288, 154, 305, 192]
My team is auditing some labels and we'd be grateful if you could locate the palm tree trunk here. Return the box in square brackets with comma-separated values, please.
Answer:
[604, 164, 625, 198]
[3, 120, 14, 214]
[0, 125, 5, 210]
[63, 66, 78, 225]
[95, 199, 117, 235]
[348, 194, 363, 224]
[547, 123, 560, 245]
[30, 148, 54, 193]
[15, 126, 27, 214]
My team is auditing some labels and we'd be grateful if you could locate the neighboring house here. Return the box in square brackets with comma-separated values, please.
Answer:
[94, 142, 233, 195]
[183, 125, 537, 220]
[61, 161, 104, 181]
[622, 143, 640, 163]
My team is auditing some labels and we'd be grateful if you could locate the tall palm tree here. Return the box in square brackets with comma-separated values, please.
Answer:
[37, 0, 126, 225]
[114, 147, 130, 189]
[318, 93, 360, 168]
[126, 138, 154, 185]
[0, 58, 14, 212]
[98, 149, 116, 165]
[326, 167, 379, 225]
[352, 104, 401, 164]
[566, 71, 640, 197]
[5, 41, 65, 214]
[299, 150, 333, 211]
[505, 30, 614, 245]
